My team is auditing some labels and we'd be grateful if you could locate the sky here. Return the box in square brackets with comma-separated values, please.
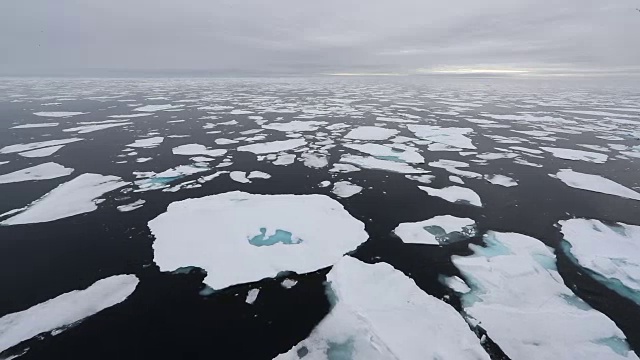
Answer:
[1, 0, 639, 77]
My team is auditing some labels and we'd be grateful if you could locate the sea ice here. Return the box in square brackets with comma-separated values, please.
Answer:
[340, 155, 426, 174]
[0, 138, 83, 154]
[133, 104, 183, 112]
[407, 125, 476, 149]
[1, 173, 128, 225]
[238, 139, 306, 154]
[393, 215, 477, 245]
[11, 123, 59, 129]
[18, 145, 64, 158]
[560, 219, 640, 305]
[273, 154, 296, 166]
[331, 181, 362, 198]
[33, 111, 85, 118]
[247, 171, 271, 179]
[117, 199, 146, 212]
[172, 144, 226, 157]
[344, 126, 399, 140]
[262, 121, 326, 132]
[418, 186, 482, 207]
[63, 122, 131, 133]
[230, 171, 251, 184]
[541, 147, 608, 163]
[148, 191, 368, 290]
[0, 162, 73, 184]
[484, 174, 517, 187]
[450, 231, 638, 360]
[343, 143, 424, 163]
[127, 137, 164, 148]
[0, 274, 138, 354]
[275, 256, 490, 360]
[553, 169, 640, 201]
[301, 153, 328, 168]
[245, 289, 260, 305]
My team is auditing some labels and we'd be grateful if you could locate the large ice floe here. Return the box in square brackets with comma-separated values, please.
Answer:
[0, 274, 139, 353]
[340, 155, 425, 174]
[393, 215, 477, 245]
[560, 219, 640, 305]
[0, 162, 73, 184]
[541, 147, 608, 163]
[553, 169, 640, 201]
[449, 231, 638, 360]
[148, 191, 368, 290]
[407, 125, 476, 149]
[343, 144, 424, 164]
[172, 144, 226, 157]
[418, 186, 482, 207]
[275, 256, 490, 360]
[1, 173, 127, 225]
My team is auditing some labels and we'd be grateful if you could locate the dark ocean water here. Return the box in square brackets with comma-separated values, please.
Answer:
[0, 77, 638, 359]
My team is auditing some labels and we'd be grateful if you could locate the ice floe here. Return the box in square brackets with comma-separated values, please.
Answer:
[553, 169, 640, 201]
[237, 139, 306, 154]
[33, 111, 85, 118]
[63, 122, 131, 133]
[117, 199, 146, 212]
[0, 162, 73, 184]
[393, 215, 477, 245]
[484, 174, 517, 187]
[343, 143, 424, 164]
[418, 186, 482, 207]
[275, 256, 489, 360]
[301, 153, 328, 168]
[331, 181, 362, 198]
[133, 104, 183, 112]
[127, 137, 164, 148]
[340, 155, 425, 174]
[541, 147, 608, 163]
[230, 171, 251, 184]
[18, 145, 64, 158]
[407, 125, 476, 150]
[172, 144, 226, 157]
[262, 121, 326, 132]
[11, 122, 59, 129]
[450, 231, 638, 360]
[0, 138, 83, 154]
[1, 173, 128, 225]
[560, 219, 640, 305]
[0, 274, 139, 354]
[149, 191, 368, 290]
[245, 289, 260, 305]
[344, 126, 399, 140]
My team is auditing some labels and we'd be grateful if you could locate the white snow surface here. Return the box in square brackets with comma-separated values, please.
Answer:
[407, 125, 476, 149]
[11, 123, 59, 129]
[0, 162, 73, 184]
[149, 191, 368, 290]
[172, 144, 226, 157]
[343, 143, 424, 163]
[63, 122, 131, 133]
[1, 173, 128, 225]
[262, 121, 326, 132]
[344, 126, 399, 140]
[419, 186, 483, 207]
[393, 215, 476, 245]
[237, 139, 306, 154]
[560, 219, 640, 305]
[18, 145, 64, 158]
[485, 174, 518, 187]
[331, 181, 363, 198]
[340, 155, 426, 174]
[127, 137, 164, 148]
[450, 231, 638, 360]
[554, 169, 640, 201]
[275, 256, 490, 360]
[33, 111, 85, 118]
[0, 138, 83, 154]
[0, 274, 139, 353]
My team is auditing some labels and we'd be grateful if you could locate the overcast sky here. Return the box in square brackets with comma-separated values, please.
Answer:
[1, 0, 639, 76]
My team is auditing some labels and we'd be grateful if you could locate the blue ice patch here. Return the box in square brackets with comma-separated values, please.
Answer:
[248, 228, 303, 247]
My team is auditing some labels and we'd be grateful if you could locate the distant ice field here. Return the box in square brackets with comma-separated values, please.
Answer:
[0, 77, 638, 360]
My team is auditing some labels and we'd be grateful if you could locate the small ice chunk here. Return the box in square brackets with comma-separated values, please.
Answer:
[133, 104, 183, 112]
[247, 171, 271, 179]
[343, 143, 424, 164]
[117, 199, 146, 212]
[214, 138, 239, 145]
[541, 147, 608, 163]
[332, 181, 362, 198]
[63, 122, 131, 133]
[393, 215, 477, 245]
[281, 279, 298, 289]
[344, 126, 399, 140]
[33, 111, 85, 118]
[11, 122, 59, 129]
[484, 174, 517, 187]
[419, 186, 482, 207]
[341, 155, 426, 174]
[441, 275, 471, 294]
[262, 121, 326, 132]
[560, 219, 640, 305]
[245, 289, 260, 304]
[449, 175, 464, 185]
[274, 256, 489, 360]
[405, 174, 435, 184]
[407, 125, 476, 150]
[301, 153, 328, 168]
[149, 191, 368, 290]
[329, 163, 360, 173]
[0, 162, 73, 184]
[2, 173, 128, 225]
[0, 274, 138, 353]
[230, 171, 251, 184]
[127, 137, 164, 148]
[273, 154, 296, 166]
[319, 180, 331, 188]
[0, 138, 83, 154]
[238, 139, 306, 154]
[18, 145, 64, 158]
[554, 169, 640, 201]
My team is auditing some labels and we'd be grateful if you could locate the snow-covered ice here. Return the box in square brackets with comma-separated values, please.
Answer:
[230, 171, 251, 184]
[275, 256, 489, 360]
[393, 215, 477, 245]
[553, 169, 640, 201]
[237, 139, 306, 154]
[262, 121, 326, 132]
[343, 143, 424, 164]
[0, 138, 83, 154]
[560, 219, 640, 305]
[541, 147, 608, 163]
[133, 104, 183, 112]
[1, 173, 128, 225]
[407, 125, 476, 150]
[0, 274, 139, 353]
[450, 231, 638, 360]
[418, 186, 482, 207]
[127, 137, 164, 148]
[340, 155, 426, 174]
[484, 174, 518, 187]
[148, 191, 368, 290]
[63, 122, 131, 133]
[245, 289, 260, 305]
[11, 123, 59, 129]
[33, 111, 85, 118]
[0, 162, 73, 184]
[331, 181, 363, 198]
[344, 126, 399, 140]
[18, 145, 64, 158]
[117, 199, 146, 212]
[172, 144, 226, 157]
